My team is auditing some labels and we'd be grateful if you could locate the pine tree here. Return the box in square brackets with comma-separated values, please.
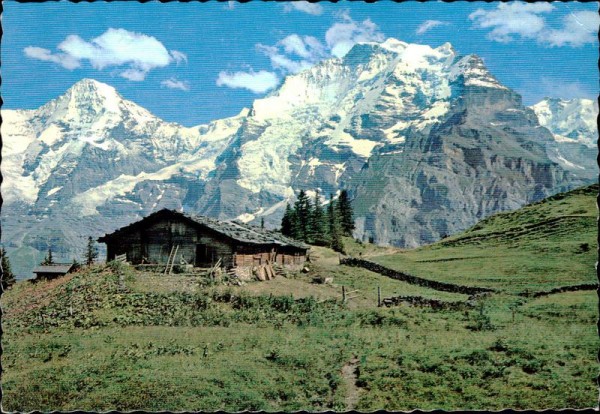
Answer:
[260, 217, 265, 229]
[85, 236, 98, 266]
[327, 194, 345, 253]
[338, 189, 355, 236]
[281, 203, 295, 237]
[71, 258, 81, 272]
[42, 248, 54, 265]
[294, 190, 312, 243]
[1, 248, 16, 291]
[310, 189, 328, 246]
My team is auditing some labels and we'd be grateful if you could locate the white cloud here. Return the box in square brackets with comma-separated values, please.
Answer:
[24, 46, 80, 70]
[469, 3, 553, 43]
[120, 69, 147, 82]
[283, 2, 323, 16]
[217, 11, 385, 93]
[545, 11, 599, 47]
[469, 3, 598, 47]
[216, 70, 279, 94]
[540, 77, 595, 100]
[170, 50, 188, 64]
[257, 34, 327, 74]
[161, 78, 190, 91]
[325, 13, 385, 57]
[24, 28, 186, 81]
[416, 20, 449, 35]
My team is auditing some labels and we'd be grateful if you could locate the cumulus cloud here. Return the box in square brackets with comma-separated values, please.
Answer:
[161, 78, 190, 91]
[257, 34, 327, 74]
[283, 2, 323, 16]
[469, 3, 553, 43]
[469, 3, 599, 47]
[545, 11, 599, 47]
[217, 11, 385, 93]
[216, 70, 279, 94]
[325, 12, 385, 57]
[24, 46, 80, 70]
[24, 28, 187, 81]
[416, 20, 449, 35]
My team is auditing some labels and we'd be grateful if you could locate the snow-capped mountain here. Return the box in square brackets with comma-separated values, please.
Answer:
[2, 79, 244, 208]
[2, 79, 244, 276]
[530, 98, 597, 178]
[531, 98, 597, 147]
[2, 39, 595, 278]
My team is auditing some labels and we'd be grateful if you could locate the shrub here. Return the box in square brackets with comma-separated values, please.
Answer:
[463, 349, 492, 366]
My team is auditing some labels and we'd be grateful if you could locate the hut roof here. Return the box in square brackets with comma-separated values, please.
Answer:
[98, 209, 309, 250]
[33, 264, 74, 274]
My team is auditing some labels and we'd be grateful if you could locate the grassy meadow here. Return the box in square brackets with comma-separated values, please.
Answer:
[1, 184, 597, 411]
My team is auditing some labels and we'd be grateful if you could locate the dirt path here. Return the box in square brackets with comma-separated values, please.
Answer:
[341, 356, 361, 410]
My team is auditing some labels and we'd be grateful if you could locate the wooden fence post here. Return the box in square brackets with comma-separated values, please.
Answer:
[377, 286, 381, 307]
[342, 286, 346, 303]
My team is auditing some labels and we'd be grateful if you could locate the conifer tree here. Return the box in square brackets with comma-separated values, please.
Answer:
[42, 248, 54, 265]
[85, 236, 98, 266]
[337, 189, 355, 236]
[294, 190, 312, 243]
[1, 248, 16, 291]
[310, 189, 328, 246]
[327, 194, 344, 253]
[71, 258, 81, 272]
[281, 203, 296, 237]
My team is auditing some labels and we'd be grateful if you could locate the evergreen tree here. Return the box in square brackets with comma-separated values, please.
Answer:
[310, 189, 328, 246]
[260, 217, 265, 229]
[281, 203, 296, 237]
[85, 236, 98, 266]
[71, 258, 81, 272]
[42, 248, 54, 265]
[337, 190, 355, 236]
[1, 248, 16, 291]
[327, 194, 345, 253]
[294, 190, 312, 243]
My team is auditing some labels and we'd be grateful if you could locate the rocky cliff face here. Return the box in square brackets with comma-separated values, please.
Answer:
[2, 39, 595, 278]
[352, 88, 575, 247]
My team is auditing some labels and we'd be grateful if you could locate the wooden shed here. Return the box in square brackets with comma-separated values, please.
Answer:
[32, 263, 75, 280]
[98, 209, 309, 270]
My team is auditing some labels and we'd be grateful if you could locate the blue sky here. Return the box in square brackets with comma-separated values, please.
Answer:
[2, 1, 598, 127]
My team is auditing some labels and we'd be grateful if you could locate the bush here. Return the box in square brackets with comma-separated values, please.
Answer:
[357, 310, 407, 328]
[466, 312, 495, 331]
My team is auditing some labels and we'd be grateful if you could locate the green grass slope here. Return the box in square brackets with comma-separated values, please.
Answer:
[2, 185, 597, 411]
[372, 184, 597, 293]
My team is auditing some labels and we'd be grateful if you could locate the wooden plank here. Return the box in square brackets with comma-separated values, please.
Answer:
[257, 266, 266, 281]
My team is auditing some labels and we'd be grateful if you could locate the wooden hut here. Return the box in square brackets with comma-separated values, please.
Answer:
[98, 209, 308, 270]
[32, 263, 75, 280]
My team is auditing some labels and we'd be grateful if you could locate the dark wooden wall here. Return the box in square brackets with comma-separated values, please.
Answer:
[105, 215, 307, 269]
[106, 217, 235, 267]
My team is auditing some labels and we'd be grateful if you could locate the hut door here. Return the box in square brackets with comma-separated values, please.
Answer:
[196, 244, 216, 267]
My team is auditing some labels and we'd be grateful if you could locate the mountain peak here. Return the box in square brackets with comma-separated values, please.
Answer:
[379, 37, 409, 52]
[34, 78, 126, 125]
[65, 78, 121, 105]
